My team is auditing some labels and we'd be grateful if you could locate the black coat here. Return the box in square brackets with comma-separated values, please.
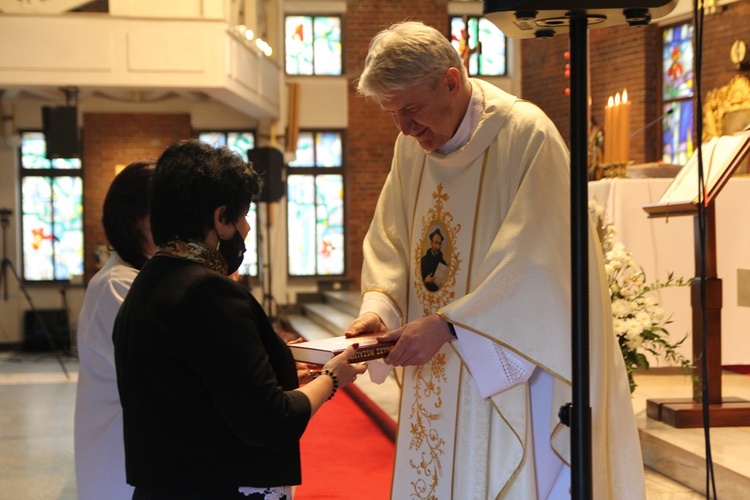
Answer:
[113, 256, 310, 490]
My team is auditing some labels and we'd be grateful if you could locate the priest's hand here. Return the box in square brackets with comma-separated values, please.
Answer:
[344, 312, 388, 338]
[378, 314, 454, 367]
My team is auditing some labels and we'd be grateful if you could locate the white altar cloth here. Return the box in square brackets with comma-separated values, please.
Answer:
[588, 177, 750, 365]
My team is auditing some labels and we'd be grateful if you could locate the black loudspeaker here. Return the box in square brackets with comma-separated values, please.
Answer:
[42, 106, 80, 159]
[482, 0, 678, 38]
[248, 147, 285, 202]
[23, 309, 70, 352]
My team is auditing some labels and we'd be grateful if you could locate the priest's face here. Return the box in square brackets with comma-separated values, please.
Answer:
[378, 68, 466, 153]
[430, 233, 443, 255]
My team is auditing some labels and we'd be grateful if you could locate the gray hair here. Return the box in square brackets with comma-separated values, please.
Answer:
[357, 21, 468, 100]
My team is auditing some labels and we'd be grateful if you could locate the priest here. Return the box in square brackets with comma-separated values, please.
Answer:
[345, 21, 645, 499]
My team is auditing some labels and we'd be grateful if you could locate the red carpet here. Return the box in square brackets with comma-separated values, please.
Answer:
[295, 386, 395, 499]
[724, 365, 750, 375]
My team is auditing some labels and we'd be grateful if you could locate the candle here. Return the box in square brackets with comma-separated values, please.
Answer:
[604, 96, 613, 163]
[612, 92, 621, 163]
[620, 89, 631, 164]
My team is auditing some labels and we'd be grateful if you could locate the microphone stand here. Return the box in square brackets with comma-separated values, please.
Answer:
[0, 208, 69, 378]
[629, 108, 674, 138]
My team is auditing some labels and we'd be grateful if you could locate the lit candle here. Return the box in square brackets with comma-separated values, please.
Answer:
[604, 96, 613, 163]
[620, 89, 631, 164]
[613, 92, 621, 163]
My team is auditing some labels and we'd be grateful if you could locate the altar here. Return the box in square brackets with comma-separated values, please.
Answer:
[588, 177, 750, 365]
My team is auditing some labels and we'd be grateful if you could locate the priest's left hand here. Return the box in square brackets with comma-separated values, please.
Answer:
[378, 314, 454, 366]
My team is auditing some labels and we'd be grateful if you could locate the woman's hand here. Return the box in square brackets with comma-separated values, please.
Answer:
[296, 362, 319, 385]
[295, 344, 367, 416]
[322, 344, 368, 389]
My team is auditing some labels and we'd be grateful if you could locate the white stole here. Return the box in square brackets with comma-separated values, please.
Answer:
[390, 151, 485, 498]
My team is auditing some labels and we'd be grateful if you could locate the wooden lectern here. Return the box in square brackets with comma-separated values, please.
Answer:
[643, 132, 750, 428]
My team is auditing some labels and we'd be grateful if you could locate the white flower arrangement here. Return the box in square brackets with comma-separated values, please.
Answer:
[590, 200, 693, 393]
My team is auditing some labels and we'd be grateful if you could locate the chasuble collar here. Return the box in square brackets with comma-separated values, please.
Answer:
[427, 79, 518, 168]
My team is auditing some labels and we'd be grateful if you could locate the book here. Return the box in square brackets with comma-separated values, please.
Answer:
[643, 130, 750, 217]
[433, 262, 448, 288]
[288, 333, 396, 365]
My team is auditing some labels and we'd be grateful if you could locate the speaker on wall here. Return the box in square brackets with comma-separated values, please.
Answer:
[248, 147, 285, 203]
[42, 106, 80, 159]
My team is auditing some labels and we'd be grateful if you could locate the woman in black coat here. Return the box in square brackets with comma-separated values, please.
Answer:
[113, 139, 366, 500]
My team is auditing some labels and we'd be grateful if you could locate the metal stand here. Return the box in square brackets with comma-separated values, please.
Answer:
[260, 202, 280, 322]
[568, 16, 593, 499]
[0, 208, 69, 378]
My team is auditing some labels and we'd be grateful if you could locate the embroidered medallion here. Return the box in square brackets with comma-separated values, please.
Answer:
[413, 184, 462, 315]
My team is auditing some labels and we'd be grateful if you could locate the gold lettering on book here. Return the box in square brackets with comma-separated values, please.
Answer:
[349, 345, 394, 362]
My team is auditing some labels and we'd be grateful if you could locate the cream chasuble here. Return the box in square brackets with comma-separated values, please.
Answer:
[359, 79, 645, 499]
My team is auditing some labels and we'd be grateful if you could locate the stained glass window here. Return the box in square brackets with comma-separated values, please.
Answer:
[198, 131, 259, 277]
[19, 132, 83, 281]
[661, 23, 695, 164]
[287, 131, 344, 276]
[285, 15, 342, 76]
[450, 16, 507, 76]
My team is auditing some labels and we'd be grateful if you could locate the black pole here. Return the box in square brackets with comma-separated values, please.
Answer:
[264, 202, 274, 321]
[569, 14, 593, 499]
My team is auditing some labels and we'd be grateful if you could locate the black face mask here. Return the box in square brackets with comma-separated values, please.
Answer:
[217, 225, 246, 275]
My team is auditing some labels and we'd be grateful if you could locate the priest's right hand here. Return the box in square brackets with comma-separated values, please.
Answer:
[343, 312, 387, 338]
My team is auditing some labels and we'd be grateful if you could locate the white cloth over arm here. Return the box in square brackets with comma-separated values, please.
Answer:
[454, 326, 536, 398]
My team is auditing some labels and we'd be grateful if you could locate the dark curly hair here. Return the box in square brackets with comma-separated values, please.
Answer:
[102, 159, 156, 270]
[149, 139, 262, 245]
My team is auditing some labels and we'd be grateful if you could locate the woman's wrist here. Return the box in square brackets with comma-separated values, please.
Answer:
[314, 369, 339, 400]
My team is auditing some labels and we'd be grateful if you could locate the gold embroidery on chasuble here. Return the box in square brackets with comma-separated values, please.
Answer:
[406, 183, 462, 499]
[414, 183, 462, 314]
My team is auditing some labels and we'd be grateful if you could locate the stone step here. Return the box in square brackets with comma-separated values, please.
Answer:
[322, 290, 361, 317]
[638, 411, 750, 497]
[300, 302, 355, 336]
[285, 314, 334, 342]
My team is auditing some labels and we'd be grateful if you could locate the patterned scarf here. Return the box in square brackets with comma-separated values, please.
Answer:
[154, 239, 228, 275]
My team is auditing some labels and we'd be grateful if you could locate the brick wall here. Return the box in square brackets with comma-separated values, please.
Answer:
[520, 1, 750, 163]
[82, 113, 192, 283]
[345, 0, 449, 289]
[522, 24, 660, 164]
[699, 2, 750, 100]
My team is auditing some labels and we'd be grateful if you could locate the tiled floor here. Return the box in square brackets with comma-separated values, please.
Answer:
[2, 350, 748, 499]
[0, 351, 78, 500]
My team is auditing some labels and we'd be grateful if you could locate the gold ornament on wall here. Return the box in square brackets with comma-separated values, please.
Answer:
[730, 39, 748, 70]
